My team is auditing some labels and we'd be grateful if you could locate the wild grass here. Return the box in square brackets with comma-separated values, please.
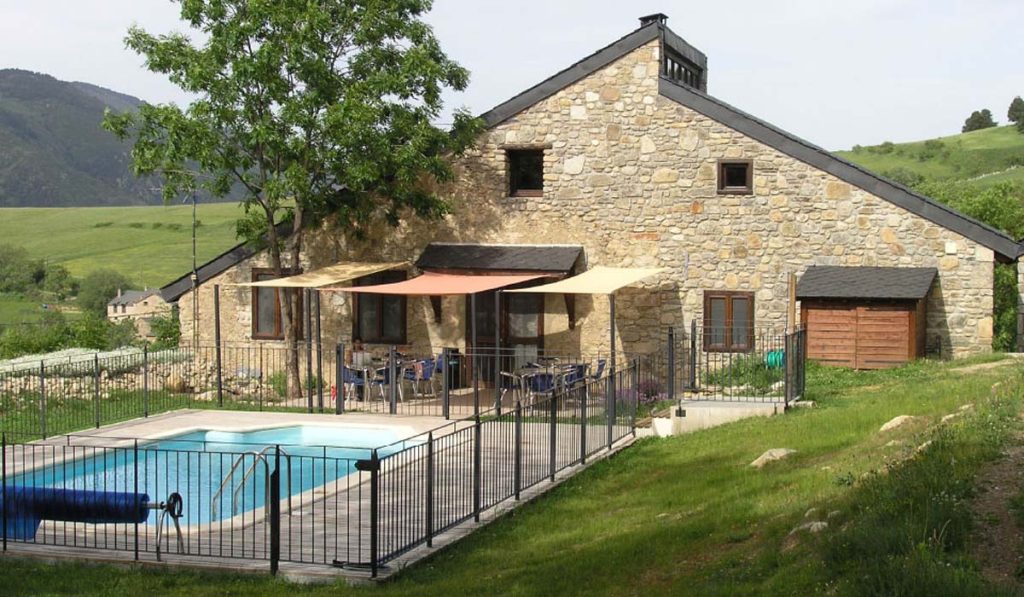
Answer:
[0, 356, 1020, 595]
[0, 203, 246, 288]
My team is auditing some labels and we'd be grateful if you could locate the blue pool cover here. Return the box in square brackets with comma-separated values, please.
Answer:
[1, 486, 150, 540]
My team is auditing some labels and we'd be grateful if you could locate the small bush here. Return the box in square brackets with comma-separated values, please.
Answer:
[92, 221, 113, 228]
[703, 354, 782, 392]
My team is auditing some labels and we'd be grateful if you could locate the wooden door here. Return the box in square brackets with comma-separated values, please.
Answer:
[803, 301, 913, 369]
[803, 303, 857, 367]
[854, 305, 911, 369]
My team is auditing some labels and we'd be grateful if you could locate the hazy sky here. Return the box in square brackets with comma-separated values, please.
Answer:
[1, 0, 1020, 150]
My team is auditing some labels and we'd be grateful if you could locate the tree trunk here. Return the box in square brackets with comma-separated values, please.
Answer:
[282, 207, 305, 401]
[265, 210, 304, 402]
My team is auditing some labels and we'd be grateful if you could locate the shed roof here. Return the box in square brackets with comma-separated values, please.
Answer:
[797, 266, 937, 300]
[415, 243, 583, 274]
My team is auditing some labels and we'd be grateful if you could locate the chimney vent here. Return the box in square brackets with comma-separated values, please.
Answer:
[639, 13, 668, 27]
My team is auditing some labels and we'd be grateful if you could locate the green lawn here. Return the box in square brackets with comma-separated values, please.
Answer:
[0, 203, 247, 288]
[0, 293, 46, 323]
[836, 125, 1024, 183]
[0, 356, 1021, 595]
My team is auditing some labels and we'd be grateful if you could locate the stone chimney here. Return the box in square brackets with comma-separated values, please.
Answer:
[117, 288, 122, 298]
[639, 13, 668, 27]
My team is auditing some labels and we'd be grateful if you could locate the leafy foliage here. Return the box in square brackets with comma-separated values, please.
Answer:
[104, 0, 483, 398]
[77, 269, 136, 316]
[149, 306, 181, 350]
[1008, 96, 1024, 125]
[962, 108, 997, 132]
[0, 311, 137, 359]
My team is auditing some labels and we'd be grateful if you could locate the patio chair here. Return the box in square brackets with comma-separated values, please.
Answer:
[403, 358, 436, 398]
[499, 370, 528, 407]
[591, 358, 607, 381]
[370, 364, 405, 403]
[337, 366, 368, 402]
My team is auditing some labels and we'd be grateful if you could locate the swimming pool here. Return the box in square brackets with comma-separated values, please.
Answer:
[15, 425, 414, 525]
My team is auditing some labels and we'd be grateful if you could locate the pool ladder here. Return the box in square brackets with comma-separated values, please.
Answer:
[211, 446, 293, 520]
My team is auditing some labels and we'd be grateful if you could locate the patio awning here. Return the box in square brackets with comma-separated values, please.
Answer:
[505, 266, 664, 295]
[325, 271, 546, 295]
[232, 261, 407, 288]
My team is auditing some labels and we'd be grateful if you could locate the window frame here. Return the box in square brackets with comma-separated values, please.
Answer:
[250, 268, 303, 341]
[703, 290, 755, 353]
[716, 159, 754, 195]
[352, 270, 408, 345]
[507, 149, 545, 197]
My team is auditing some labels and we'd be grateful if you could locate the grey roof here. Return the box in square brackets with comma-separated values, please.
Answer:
[657, 78, 1020, 260]
[797, 266, 937, 300]
[108, 289, 156, 306]
[415, 243, 583, 273]
[159, 221, 293, 302]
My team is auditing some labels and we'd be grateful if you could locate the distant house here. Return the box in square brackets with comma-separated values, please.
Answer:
[159, 13, 1024, 368]
[107, 289, 170, 338]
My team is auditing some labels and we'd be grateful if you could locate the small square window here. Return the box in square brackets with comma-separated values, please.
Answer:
[508, 150, 544, 197]
[717, 160, 753, 195]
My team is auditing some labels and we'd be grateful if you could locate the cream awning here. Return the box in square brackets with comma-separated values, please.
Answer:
[505, 266, 664, 295]
[231, 261, 407, 288]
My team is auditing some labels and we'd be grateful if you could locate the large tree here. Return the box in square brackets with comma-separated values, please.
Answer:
[105, 0, 480, 398]
[962, 108, 997, 133]
[1008, 96, 1024, 125]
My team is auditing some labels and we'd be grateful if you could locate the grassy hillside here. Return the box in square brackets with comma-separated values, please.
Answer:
[0, 69, 161, 206]
[0, 358, 1020, 595]
[835, 125, 1024, 186]
[0, 203, 247, 288]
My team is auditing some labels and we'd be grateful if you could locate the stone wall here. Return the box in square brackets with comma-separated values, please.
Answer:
[179, 38, 995, 359]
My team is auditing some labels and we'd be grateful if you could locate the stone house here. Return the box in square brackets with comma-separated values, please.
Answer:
[107, 289, 171, 339]
[160, 13, 1022, 368]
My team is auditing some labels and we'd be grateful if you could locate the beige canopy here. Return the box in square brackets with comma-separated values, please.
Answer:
[505, 266, 664, 295]
[232, 261, 407, 288]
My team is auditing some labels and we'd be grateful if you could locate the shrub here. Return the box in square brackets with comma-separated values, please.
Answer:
[703, 354, 782, 392]
[77, 269, 136, 316]
[149, 307, 181, 350]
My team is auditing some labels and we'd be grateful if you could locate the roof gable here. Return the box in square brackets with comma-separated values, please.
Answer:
[656, 78, 1019, 259]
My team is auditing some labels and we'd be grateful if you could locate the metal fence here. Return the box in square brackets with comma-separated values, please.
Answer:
[0, 363, 638, 576]
[0, 324, 807, 440]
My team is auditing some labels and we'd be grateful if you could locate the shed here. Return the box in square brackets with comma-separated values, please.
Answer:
[797, 266, 937, 369]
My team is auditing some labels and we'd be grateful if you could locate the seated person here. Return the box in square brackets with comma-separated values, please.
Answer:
[347, 337, 373, 367]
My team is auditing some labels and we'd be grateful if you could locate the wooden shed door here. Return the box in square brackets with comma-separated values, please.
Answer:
[854, 305, 911, 369]
[804, 302, 912, 369]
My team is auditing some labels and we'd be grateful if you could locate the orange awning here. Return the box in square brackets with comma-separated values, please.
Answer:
[324, 272, 546, 296]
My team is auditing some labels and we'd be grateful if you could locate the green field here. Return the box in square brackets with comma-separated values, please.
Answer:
[0, 357, 1021, 595]
[835, 125, 1024, 184]
[0, 202, 247, 288]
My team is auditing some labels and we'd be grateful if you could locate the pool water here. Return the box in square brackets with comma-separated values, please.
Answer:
[16, 425, 411, 525]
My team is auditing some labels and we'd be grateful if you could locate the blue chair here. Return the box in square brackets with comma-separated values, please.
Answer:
[371, 364, 405, 403]
[591, 359, 607, 380]
[404, 358, 435, 397]
[340, 366, 367, 402]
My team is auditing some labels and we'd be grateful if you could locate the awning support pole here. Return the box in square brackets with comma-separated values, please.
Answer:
[305, 288, 313, 414]
[608, 293, 616, 413]
[494, 290, 501, 414]
[472, 293, 479, 417]
[316, 290, 323, 413]
[214, 284, 223, 407]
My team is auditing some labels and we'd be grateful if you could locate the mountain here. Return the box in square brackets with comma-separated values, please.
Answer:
[835, 125, 1024, 190]
[0, 69, 161, 207]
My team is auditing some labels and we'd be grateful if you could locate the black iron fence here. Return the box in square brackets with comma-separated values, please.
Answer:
[0, 324, 807, 440]
[0, 363, 638, 576]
